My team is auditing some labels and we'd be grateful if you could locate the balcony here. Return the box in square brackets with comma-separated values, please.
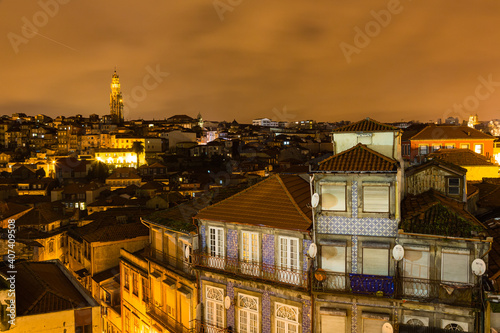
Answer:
[194, 321, 232, 333]
[313, 271, 479, 307]
[146, 246, 194, 279]
[192, 252, 309, 289]
[146, 302, 193, 333]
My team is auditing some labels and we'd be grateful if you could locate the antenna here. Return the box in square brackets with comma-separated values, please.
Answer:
[392, 245, 404, 261]
[311, 193, 320, 208]
[471, 258, 486, 276]
[308, 243, 317, 258]
[382, 322, 393, 333]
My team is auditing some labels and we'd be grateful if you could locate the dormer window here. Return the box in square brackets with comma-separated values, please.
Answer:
[447, 178, 460, 196]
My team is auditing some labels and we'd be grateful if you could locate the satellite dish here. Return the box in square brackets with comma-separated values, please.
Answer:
[311, 193, 320, 208]
[308, 243, 317, 258]
[382, 322, 393, 333]
[224, 296, 231, 309]
[472, 258, 486, 276]
[184, 246, 191, 259]
[392, 245, 404, 261]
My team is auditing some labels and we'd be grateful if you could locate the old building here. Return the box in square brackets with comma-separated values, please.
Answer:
[193, 174, 314, 333]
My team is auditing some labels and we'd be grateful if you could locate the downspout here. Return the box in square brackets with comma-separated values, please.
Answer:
[308, 173, 316, 333]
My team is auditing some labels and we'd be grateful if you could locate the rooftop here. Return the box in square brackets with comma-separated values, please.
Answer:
[333, 118, 397, 132]
[410, 124, 494, 141]
[428, 149, 497, 166]
[195, 174, 311, 231]
[317, 143, 398, 172]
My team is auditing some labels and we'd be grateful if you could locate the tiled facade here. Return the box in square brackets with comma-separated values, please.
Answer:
[262, 234, 275, 267]
[316, 181, 398, 237]
[227, 229, 238, 259]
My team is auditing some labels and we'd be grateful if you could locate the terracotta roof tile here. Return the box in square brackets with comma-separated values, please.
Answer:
[428, 149, 497, 166]
[410, 125, 494, 141]
[401, 189, 485, 237]
[318, 143, 398, 172]
[333, 118, 397, 132]
[195, 174, 311, 231]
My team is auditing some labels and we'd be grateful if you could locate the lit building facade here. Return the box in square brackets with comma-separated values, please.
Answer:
[110, 70, 124, 123]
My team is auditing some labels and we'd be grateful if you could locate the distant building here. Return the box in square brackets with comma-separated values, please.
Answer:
[110, 70, 124, 124]
[252, 117, 278, 127]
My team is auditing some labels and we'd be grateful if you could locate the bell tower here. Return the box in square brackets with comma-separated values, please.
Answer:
[110, 69, 124, 123]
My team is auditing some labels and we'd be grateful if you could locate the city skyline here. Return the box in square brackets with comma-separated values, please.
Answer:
[2, 1, 500, 123]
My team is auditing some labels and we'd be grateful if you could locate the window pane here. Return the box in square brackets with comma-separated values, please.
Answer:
[321, 185, 346, 211]
[403, 250, 429, 279]
[363, 186, 389, 213]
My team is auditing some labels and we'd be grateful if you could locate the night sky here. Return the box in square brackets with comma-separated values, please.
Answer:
[2, 0, 500, 123]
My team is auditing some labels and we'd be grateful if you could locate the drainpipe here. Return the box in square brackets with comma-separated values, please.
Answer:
[308, 173, 316, 333]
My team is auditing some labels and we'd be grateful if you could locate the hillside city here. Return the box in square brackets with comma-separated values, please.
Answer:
[2, 71, 500, 333]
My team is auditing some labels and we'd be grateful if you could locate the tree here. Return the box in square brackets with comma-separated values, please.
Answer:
[132, 141, 145, 169]
[87, 161, 109, 182]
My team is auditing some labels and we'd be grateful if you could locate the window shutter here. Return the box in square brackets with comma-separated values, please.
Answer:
[363, 248, 389, 275]
[321, 314, 346, 333]
[363, 318, 385, 333]
[442, 249, 469, 283]
[322, 246, 346, 273]
[363, 186, 389, 213]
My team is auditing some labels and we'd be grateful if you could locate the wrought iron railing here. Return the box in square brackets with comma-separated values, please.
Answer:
[313, 271, 479, 307]
[146, 302, 194, 333]
[192, 252, 309, 289]
[396, 277, 479, 307]
[194, 320, 232, 333]
[146, 246, 194, 277]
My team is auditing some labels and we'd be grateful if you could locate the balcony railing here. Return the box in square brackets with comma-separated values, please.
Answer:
[192, 252, 309, 289]
[146, 302, 193, 333]
[313, 271, 479, 307]
[194, 320, 232, 333]
[313, 272, 394, 297]
[146, 246, 194, 278]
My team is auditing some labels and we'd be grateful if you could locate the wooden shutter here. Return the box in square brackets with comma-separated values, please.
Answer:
[363, 248, 389, 275]
[363, 318, 385, 333]
[363, 186, 389, 213]
[321, 314, 346, 333]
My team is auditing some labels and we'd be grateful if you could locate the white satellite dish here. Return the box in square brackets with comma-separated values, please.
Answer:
[311, 193, 320, 208]
[184, 246, 191, 259]
[224, 296, 231, 309]
[382, 322, 393, 333]
[392, 245, 404, 261]
[472, 258, 486, 276]
[308, 243, 317, 258]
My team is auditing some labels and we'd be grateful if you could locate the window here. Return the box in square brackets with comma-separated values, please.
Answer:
[362, 313, 390, 333]
[134, 317, 139, 333]
[321, 244, 345, 273]
[460, 143, 469, 149]
[320, 184, 346, 211]
[445, 144, 455, 149]
[132, 273, 139, 296]
[432, 144, 441, 152]
[124, 268, 130, 290]
[403, 247, 430, 296]
[48, 241, 54, 253]
[363, 185, 389, 213]
[447, 178, 460, 196]
[206, 286, 224, 328]
[279, 237, 299, 285]
[238, 294, 259, 333]
[441, 248, 470, 283]
[474, 144, 483, 154]
[320, 308, 346, 333]
[275, 303, 298, 333]
[124, 309, 130, 333]
[419, 145, 428, 155]
[362, 246, 389, 275]
[441, 320, 468, 332]
[241, 231, 259, 276]
[209, 227, 224, 257]
[142, 277, 149, 302]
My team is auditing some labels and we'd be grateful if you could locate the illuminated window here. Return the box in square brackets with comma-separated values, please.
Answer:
[474, 144, 483, 154]
[419, 145, 428, 155]
[206, 286, 224, 328]
[275, 303, 298, 333]
[238, 294, 259, 333]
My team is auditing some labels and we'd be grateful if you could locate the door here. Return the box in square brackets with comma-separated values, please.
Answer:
[208, 227, 224, 269]
[403, 249, 430, 297]
[241, 231, 259, 276]
[279, 237, 299, 285]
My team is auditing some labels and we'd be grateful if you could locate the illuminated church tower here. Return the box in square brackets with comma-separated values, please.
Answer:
[110, 70, 124, 123]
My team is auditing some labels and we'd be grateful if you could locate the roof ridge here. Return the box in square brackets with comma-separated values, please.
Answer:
[408, 124, 432, 141]
[276, 175, 312, 224]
